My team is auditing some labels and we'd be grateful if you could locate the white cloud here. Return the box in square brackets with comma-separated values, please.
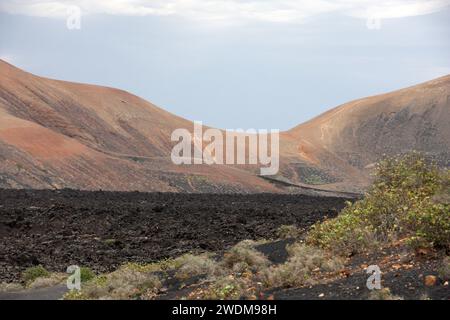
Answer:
[0, 0, 449, 23]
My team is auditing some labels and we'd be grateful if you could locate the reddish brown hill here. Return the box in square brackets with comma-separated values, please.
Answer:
[281, 75, 450, 191]
[0, 60, 448, 193]
[0, 60, 279, 192]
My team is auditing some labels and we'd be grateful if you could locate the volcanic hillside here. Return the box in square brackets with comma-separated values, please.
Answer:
[0, 59, 449, 193]
[0, 60, 278, 193]
[280, 75, 450, 192]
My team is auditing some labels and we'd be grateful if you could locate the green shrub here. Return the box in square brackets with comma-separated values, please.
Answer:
[307, 152, 450, 255]
[80, 267, 96, 283]
[22, 266, 50, 284]
[307, 204, 377, 255]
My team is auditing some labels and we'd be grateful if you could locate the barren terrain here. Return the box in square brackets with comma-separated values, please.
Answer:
[0, 189, 348, 282]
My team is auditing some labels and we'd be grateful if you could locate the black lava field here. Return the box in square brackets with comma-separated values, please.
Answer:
[0, 189, 349, 282]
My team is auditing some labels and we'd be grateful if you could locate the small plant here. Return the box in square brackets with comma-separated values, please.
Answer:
[174, 253, 219, 280]
[438, 256, 450, 280]
[122, 259, 177, 273]
[368, 288, 403, 300]
[221, 240, 269, 272]
[64, 267, 162, 300]
[21, 266, 50, 284]
[28, 273, 66, 289]
[80, 267, 95, 283]
[104, 238, 118, 246]
[276, 225, 303, 239]
[0, 282, 24, 292]
[261, 243, 344, 289]
[190, 275, 254, 300]
[307, 152, 450, 255]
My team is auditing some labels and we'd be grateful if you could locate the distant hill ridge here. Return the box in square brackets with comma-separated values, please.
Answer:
[1, 59, 449, 193]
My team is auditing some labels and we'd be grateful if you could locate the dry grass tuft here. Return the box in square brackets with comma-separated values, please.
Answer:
[221, 240, 270, 273]
[261, 243, 344, 289]
[276, 225, 303, 239]
[64, 266, 162, 300]
[368, 288, 403, 300]
[174, 253, 219, 280]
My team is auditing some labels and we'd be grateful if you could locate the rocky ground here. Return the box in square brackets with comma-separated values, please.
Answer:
[0, 189, 348, 282]
[1, 189, 447, 300]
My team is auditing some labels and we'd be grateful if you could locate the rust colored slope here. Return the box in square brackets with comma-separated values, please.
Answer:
[0, 60, 280, 192]
[0, 59, 191, 158]
[281, 75, 450, 189]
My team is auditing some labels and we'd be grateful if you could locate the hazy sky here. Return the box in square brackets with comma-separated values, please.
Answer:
[1, 1, 450, 130]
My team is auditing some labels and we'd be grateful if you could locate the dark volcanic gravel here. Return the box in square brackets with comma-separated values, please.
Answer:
[0, 189, 349, 282]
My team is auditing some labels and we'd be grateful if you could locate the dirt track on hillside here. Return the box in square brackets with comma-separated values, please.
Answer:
[0, 190, 349, 282]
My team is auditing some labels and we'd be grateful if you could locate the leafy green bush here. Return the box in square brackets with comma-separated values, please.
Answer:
[80, 267, 96, 283]
[307, 152, 449, 255]
[22, 265, 50, 284]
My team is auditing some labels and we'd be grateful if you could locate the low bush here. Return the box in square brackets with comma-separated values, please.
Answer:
[80, 267, 95, 283]
[221, 240, 270, 273]
[64, 267, 162, 300]
[438, 256, 450, 280]
[368, 288, 403, 300]
[307, 152, 449, 255]
[174, 253, 219, 280]
[21, 266, 50, 284]
[276, 225, 303, 239]
[261, 243, 344, 288]
[189, 275, 255, 300]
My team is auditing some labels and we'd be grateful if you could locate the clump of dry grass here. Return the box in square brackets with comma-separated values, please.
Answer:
[174, 253, 219, 280]
[276, 225, 303, 239]
[260, 243, 345, 289]
[221, 240, 270, 273]
[21, 265, 50, 285]
[0, 282, 24, 292]
[121, 259, 177, 273]
[368, 288, 403, 300]
[188, 275, 257, 300]
[438, 256, 450, 280]
[64, 266, 162, 300]
[28, 273, 66, 289]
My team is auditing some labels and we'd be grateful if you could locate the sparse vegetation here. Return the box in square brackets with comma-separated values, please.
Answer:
[174, 253, 218, 280]
[276, 225, 303, 239]
[308, 152, 450, 255]
[261, 243, 344, 289]
[64, 266, 162, 300]
[80, 267, 95, 283]
[28, 273, 66, 289]
[21, 266, 50, 285]
[189, 275, 255, 300]
[368, 288, 403, 300]
[122, 259, 178, 274]
[4, 158, 449, 300]
[0, 282, 23, 292]
[221, 240, 270, 273]
[438, 256, 450, 280]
